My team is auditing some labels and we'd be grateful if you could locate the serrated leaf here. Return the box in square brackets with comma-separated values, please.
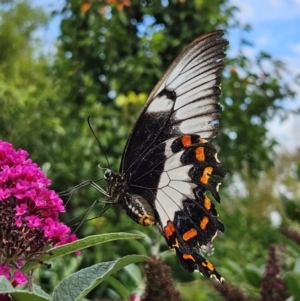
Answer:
[22, 232, 144, 272]
[52, 255, 148, 301]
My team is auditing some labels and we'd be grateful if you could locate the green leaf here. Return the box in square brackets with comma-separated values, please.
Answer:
[33, 284, 52, 299]
[280, 233, 300, 255]
[0, 278, 51, 301]
[7, 291, 51, 301]
[22, 232, 144, 273]
[243, 266, 262, 288]
[284, 272, 300, 299]
[52, 255, 148, 301]
[0, 276, 14, 291]
[280, 194, 300, 221]
[105, 276, 131, 300]
[124, 263, 143, 286]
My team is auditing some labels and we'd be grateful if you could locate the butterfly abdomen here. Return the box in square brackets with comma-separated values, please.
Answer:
[124, 193, 155, 226]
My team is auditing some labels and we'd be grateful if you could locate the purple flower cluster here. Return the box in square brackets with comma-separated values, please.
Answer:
[0, 140, 78, 286]
[260, 245, 287, 301]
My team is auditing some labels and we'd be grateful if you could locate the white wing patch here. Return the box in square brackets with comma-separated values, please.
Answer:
[162, 186, 185, 204]
[175, 87, 216, 110]
[173, 103, 219, 120]
[164, 138, 177, 158]
[167, 165, 192, 181]
[178, 116, 219, 134]
[155, 189, 179, 226]
[164, 151, 184, 170]
[169, 180, 196, 198]
[158, 172, 169, 188]
[155, 190, 171, 227]
[169, 71, 217, 97]
[156, 182, 196, 226]
[147, 94, 174, 113]
[155, 144, 197, 226]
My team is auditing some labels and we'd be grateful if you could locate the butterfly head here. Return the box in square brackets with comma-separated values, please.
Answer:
[104, 169, 112, 180]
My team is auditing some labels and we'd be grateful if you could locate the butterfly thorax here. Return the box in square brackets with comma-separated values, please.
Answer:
[104, 169, 155, 226]
[104, 169, 128, 203]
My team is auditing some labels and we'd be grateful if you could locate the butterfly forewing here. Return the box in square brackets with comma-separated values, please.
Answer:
[121, 30, 227, 172]
[108, 30, 228, 282]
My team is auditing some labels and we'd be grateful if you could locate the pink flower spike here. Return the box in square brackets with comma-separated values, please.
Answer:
[16, 260, 24, 267]
[50, 193, 65, 212]
[0, 264, 11, 280]
[34, 196, 46, 207]
[0, 188, 11, 200]
[13, 270, 27, 285]
[25, 215, 41, 228]
[15, 204, 28, 216]
[0, 139, 79, 277]
[23, 189, 36, 200]
[15, 216, 22, 227]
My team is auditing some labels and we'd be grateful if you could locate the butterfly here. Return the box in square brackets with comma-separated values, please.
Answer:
[100, 30, 227, 282]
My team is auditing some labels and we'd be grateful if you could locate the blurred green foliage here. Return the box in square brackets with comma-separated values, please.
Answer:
[0, 0, 300, 300]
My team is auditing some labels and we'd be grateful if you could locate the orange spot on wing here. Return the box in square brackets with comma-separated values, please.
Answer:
[196, 147, 205, 161]
[181, 135, 192, 147]
[202, 260, 215, 271]
[164, 221, 175, 239]
[200, 216, 209, 230]
[182, 228, 197, 241]
[183, 254, 195, 262]
[203, 196, 212, 210]
[200, 166, 213, 184]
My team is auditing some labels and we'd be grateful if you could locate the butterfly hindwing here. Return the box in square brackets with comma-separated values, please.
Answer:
[106, 30, 227, 282]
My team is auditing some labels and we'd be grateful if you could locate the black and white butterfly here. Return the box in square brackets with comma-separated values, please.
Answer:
[96, 30, 227, 282]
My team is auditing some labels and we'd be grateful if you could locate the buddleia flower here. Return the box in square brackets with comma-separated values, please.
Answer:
[0, 140, 78, 290]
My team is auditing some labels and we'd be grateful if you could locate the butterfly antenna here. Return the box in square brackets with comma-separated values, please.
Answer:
[87, 116, 111, 169]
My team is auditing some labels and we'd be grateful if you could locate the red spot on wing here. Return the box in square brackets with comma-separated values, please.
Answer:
[164, 221, 175, 239]
[200, 216, 209, 230]
[203, 196, 212, 210]
[200, 166, 213, 184]
[195, 147, 205, 161]
[181, 135, 192, 147]
[183, 254, 195, 262]
[182, 228, 197, 241]
[202, 260, 215, 271]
